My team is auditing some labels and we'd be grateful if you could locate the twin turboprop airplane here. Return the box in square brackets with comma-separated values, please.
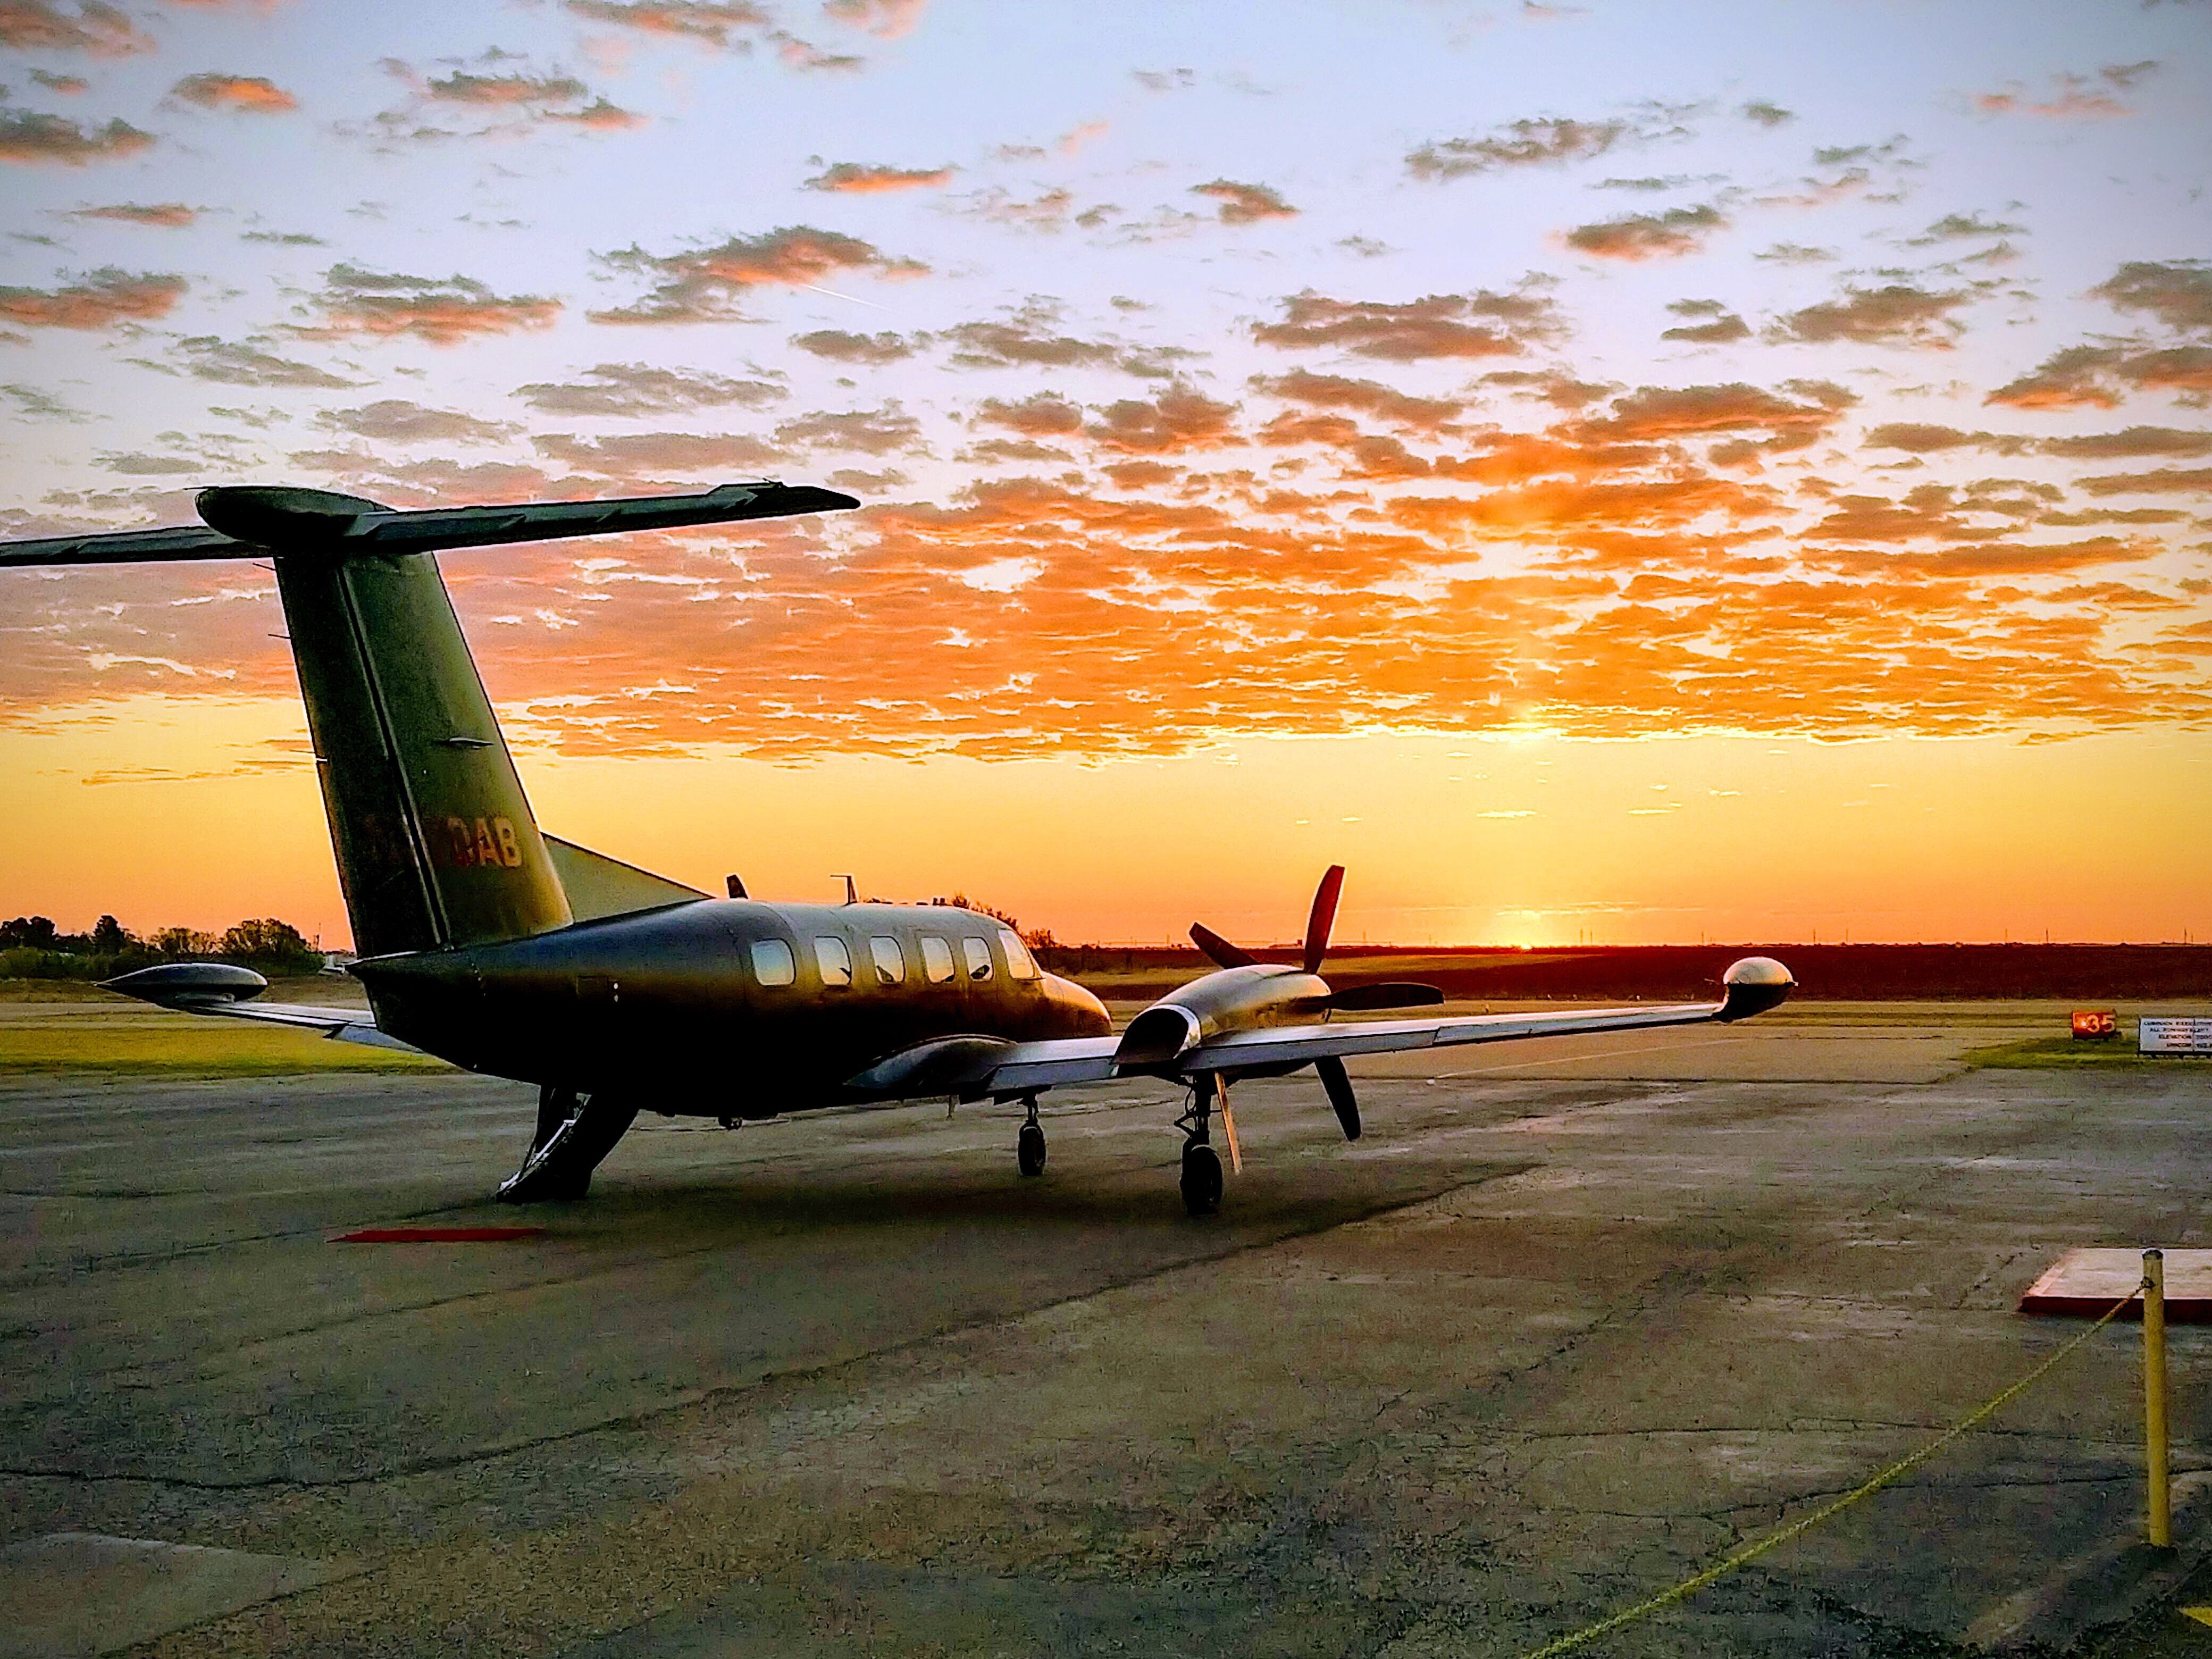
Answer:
[1, 481, 1794, 1216]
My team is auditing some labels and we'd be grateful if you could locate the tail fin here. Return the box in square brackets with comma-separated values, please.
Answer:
[278, 548, 569, 955]
[0, 480, 857, 957]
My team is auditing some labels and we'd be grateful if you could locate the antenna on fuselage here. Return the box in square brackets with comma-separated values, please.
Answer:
[726, 874, 748, 900]
[834, 874, 858, 906]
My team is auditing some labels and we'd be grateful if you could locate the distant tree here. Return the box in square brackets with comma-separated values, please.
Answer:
[1021, 926, 1060, 951]
[0, 916, 59, 950]
[218, 917, 318, 969]
[152, 926, 219, 959]
[946, 893, 1024, 932]
[91, 914, 132, 954]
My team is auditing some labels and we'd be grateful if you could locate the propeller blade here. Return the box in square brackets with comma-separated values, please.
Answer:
[1324, 982, 1445, 1012]
[1219, 1088, 1243, 1175]
[1189, 921, 1257, 969]
[1303, 864, 1345, 976]
[1316, 1055, 1360, 1141]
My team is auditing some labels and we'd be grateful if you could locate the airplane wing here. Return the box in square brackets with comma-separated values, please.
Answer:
[1179, 998, 1736, 1073]
[98, 963, 426, 1054]
[977, 978, 1778, 1099]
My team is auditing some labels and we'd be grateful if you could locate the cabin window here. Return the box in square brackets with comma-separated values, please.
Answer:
[920, 935, 956, 984]
[870, 936, 906, 985]
[815, 936, 852, 987]
[962, 936, 994, 981]
[999, 928, 1040, 981]
[750, 938, 796, 987]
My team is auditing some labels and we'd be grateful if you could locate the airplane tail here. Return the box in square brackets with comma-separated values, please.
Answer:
[0, 480, 856, 957]
[276, 547, 568, 955]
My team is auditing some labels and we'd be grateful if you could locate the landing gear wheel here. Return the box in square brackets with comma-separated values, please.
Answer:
[1179, 1142, 1224, 1217]
[1017, 1120, 1047, 1178]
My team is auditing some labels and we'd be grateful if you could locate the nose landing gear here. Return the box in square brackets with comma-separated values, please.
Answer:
[1015, 1095, 1046, 1177]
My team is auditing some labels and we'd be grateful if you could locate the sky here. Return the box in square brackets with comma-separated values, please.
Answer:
[0, 0, 2208, 950]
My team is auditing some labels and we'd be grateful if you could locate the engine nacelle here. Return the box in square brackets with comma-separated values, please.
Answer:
[1114, 963, 1333, 1070]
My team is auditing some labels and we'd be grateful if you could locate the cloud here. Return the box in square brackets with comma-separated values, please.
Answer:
[300, 263, 562, 345]
[1253, 289, 1561, 361]
[369, 58, 642, 138]
[29, 68, 88, 93]
[0, 0, 150, 55]
[1755, 242, 1832, 265]
[974, 393, 1083, 438]
[1660, 298, 1749, 343]
[803, 160, 953, 192]
[1911, 210, 2027, 245]
[1973, 64, 2154, 119]
[533, 429, 780, 482]
[0, 105, 153, 164]
[939, 301, 1119, 370]
[317, 400, 516, 444]
[1739, 100, 1793, 127]
[1249, 370, 1463, 433]
[1986, 342, 2212, 409]
[426, 69, 589, 106]
[771, 33, 862, 71]
[1406, 115, 1626, 181]
[564, 0, 770, 48]
[821, 0, 922, 38]
[1133, 68, 1194, 93]
[591, 226, 926, 323]
[1573, 381, 1853, 446]
[150, 334, 359, 388]
[774, 403, 921, 454]
[1189, 179, 1296, 224]
[790, 328, 918, 364]
[2040, 426, 2212, 460]
[2091, 259, 2212, 334]
[950, 186, 1074, 231]
[0, 267, 184, 329]
[1086, 384, 1239, 453]
[2076, 466, 2212, 497]
[1771, 283, 1970, 349]
[71, 202, 197, 227]
[1, 381, 79, 418]
[1564, 202, 1725, 261]
[170, 74, 299, 114]
[516, 362, 784, 415]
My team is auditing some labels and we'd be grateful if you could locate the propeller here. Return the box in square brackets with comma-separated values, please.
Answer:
[1316, 1056, 1360, 1141]
[1303, 864, 1344, 975]
[1186, 865, 1444, 1144]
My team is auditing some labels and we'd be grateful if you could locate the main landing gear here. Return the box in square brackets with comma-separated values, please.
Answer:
[1176, 1075, 1227, 1218]
[1016, 1096, 1047, 1178]
[497, 1085, 638, 1203]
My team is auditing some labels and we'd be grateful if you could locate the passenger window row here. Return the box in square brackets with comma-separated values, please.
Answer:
[747, 929, 1042, 989]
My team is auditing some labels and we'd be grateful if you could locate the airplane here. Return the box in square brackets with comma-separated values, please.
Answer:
[0, 481, 1794, 1216]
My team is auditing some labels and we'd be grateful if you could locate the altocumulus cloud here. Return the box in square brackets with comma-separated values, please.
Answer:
[0, 104, 153, 165]
[591, 227, 927, 323]
[299, 264, 562, 345]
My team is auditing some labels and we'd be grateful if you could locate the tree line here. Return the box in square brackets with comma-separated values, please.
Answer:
[0, 914, 326, 981]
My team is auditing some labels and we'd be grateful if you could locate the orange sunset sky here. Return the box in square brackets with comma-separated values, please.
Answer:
[1, 0, 2208, 949]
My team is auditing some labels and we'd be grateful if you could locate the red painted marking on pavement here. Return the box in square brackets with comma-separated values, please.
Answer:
[332, 1226, 546, 1243]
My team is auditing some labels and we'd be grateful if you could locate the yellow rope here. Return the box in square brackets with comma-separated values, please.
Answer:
[1517, 1283, 2146, 1659]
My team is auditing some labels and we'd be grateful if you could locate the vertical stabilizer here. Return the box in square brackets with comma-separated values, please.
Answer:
[277, 551, 572, 956]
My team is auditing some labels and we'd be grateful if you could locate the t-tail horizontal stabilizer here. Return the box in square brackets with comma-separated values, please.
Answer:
[0, 481, 859, 567]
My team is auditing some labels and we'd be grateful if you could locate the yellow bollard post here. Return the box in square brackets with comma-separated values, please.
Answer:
[2146, 1247, 2172, 1548]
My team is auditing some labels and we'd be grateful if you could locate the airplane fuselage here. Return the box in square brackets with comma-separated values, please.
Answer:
[354, 899, 1112, 1114]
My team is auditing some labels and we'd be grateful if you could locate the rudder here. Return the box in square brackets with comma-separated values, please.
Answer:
[277, 550, 571, 956]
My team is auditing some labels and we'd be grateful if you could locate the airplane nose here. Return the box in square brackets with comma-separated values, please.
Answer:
[1045, 972, 1112, 1036]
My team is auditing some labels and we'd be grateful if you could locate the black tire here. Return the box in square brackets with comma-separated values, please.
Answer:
[1017, 1121, 1047, 1178]
[1179, 1143, 1223, 1217]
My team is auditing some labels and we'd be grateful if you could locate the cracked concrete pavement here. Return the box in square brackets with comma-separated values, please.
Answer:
[1, 1000, 2207, 1656]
